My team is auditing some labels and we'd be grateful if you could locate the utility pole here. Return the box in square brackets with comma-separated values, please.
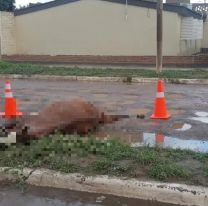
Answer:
[0, 36, 2, 61]
[156, 0, 163, 73]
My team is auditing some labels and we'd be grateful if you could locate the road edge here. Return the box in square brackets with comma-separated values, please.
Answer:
[0, 74, 208, 84]
[0, 167, 207, 206]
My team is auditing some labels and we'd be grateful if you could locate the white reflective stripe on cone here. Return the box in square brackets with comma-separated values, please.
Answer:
[5, 84, 11, 90]
[5, 92, 13, 98]
[156, 92, 165, 98]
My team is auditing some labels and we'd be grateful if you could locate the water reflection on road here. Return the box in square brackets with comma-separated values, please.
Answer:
[131, 132, 208, 153]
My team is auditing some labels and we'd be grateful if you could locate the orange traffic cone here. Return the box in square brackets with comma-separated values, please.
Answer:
[151, 80, 170, 119]
[0, 80, 23, 118]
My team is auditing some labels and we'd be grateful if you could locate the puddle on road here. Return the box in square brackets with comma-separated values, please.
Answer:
[195, 112, 208, 117]
[172, 123, 192, 131]
[96, 129, 208, 153]
[29, 112, 39, 116]
[131, 133, 208, 153]
[190, 111, 208, 124]
[0, 184, 178, 206]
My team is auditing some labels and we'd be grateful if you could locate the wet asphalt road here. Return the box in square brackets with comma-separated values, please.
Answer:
[0, 79, 207, 142]
[0, 184, 180, 206]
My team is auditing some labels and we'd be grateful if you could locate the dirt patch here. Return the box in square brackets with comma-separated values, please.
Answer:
[71, 155, 99, 168]
[171, 123, 185, 129]
[177, 159, 207, 186]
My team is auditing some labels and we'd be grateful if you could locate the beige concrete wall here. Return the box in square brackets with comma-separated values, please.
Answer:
[202, 21, 208, 48]
[15, 0, 182, 56]
[180, 39, 201, 55]
[0, 12, 16, 55]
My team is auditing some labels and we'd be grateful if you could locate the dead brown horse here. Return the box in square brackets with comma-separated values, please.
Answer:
[3, 98, 121, 143]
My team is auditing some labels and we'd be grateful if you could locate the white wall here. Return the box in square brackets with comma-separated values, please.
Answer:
[14, 0, 182, 56]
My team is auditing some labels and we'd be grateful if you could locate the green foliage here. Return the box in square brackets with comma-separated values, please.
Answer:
[204, 165, 208, 177]
[193, 152, 208, 162]
[135, 147, 159, 165]
[148, 162, 190, 181]
[0, 61, 208, 79]
[91, 159, 113, 172]
[0, 0, 15, 12]
[90, 159, 133, 176]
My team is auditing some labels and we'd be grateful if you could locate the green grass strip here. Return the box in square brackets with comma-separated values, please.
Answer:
[0, 61, 208, 79]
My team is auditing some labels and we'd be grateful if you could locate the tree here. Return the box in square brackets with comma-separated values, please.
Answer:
[19, 2, 42, 9]
[0, 0, 15, 12]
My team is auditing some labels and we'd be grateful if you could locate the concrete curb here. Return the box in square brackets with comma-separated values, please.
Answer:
[0, 167, 207, 206]
[0, 74, 208, 84]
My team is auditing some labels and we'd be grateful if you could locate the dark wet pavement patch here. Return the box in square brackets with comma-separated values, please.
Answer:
[168, 93, 185, 99]
[93, 94, 108, 98]
[128, 108, 150, 116]
[0, 184, 179, 206]
[169, 109, 186, 115]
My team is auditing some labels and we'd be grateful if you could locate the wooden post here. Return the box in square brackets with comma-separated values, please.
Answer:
[156, 0, 163, 73]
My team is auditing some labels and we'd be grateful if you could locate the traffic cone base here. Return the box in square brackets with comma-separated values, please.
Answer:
[0, 112, 23, 117]
[150, 113, 170, 119]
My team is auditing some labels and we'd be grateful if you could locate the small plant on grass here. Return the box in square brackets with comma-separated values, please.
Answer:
[90, 159, 133, 176]
[164, 148, 195, 161]
[148, 162, 190, 181]
[135, 147, 159, 165]
[90, 159, 113, 173]
[193, 153, 208, 162]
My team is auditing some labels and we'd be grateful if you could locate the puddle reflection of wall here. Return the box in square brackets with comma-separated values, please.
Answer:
[143, 133, 208, 153]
